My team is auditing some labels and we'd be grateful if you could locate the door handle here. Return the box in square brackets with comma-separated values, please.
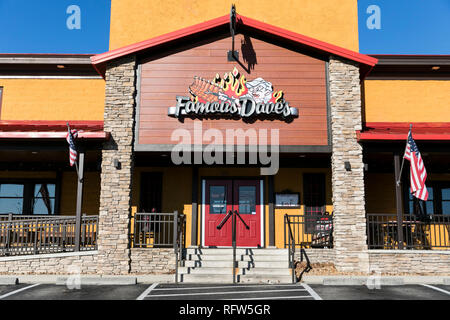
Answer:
[234, 210, 250, 230]
[216, 210, 233, 230]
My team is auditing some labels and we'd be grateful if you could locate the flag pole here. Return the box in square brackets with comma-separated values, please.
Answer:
[67, 122, 81, 182]
[396, 123, 412, 186]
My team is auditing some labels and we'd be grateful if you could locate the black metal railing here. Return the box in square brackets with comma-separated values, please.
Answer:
[284, 213, 333, 249]
[285, 214, 313, 284]
[367, 213, 450, 250]
[216, 210, 249, 284]
[131, 211, 186, 283]
[0, 214, 98, 256]
[285, 214, 296, 283]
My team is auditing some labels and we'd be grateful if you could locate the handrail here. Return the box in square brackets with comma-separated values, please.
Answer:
[285, 214, 313, 283]
[285, 214, 296, 283]
[216, 210, 250, 284]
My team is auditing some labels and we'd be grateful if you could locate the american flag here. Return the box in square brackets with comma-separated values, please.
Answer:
[403, 130, 428, 201]
[66, 126, 78, 167]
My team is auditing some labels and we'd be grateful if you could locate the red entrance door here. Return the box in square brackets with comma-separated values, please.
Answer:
[234, 180, 261, 247]
[204, 179, 261, 247]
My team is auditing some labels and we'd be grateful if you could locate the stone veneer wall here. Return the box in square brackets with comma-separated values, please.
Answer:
[130, 249, 176, 274]
[369, 251, 450, 275]
[0, 252, 98, 274]
[297, 249, 335, 264]
[328, 57, 369, 273]
[97, 56, 137, 275]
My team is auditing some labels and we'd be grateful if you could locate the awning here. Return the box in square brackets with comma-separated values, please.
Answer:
[357, 122, 450, 141]
[0, 120, 109, 140]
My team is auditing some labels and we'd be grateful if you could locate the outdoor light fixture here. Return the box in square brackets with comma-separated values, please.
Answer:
[56, 65, 65, 69]
[113, 159, 121, 169]
[364, 163, 369, 171]
[227, 4, 239, 61]
[344, 161, 351, 171]
[431, 66, 440, 70]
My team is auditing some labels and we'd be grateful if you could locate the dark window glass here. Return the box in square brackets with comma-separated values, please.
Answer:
[441, 187, 450, 215]
[209, 186, 227, 214]
[303, 173, 326, 233]
[32, 184, 56, 214]
[0, 182, 56, 215]
[238, 186, 256, 214]
[0, 184, 24, 214]
[408, 186, 433, 215]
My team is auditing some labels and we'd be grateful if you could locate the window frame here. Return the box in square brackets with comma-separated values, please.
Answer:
[404, 181, 450, 215]
[0, 178, 60, 215]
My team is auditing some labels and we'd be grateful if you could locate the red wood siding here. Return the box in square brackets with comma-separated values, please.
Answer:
[137, 34, 328, 146]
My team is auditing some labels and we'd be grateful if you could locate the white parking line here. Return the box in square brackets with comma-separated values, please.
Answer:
[0, 283, 41, 300]
[153, 284, 303, 291]
[301, 283, 322, 300]
[226, 295, 313, 300]
[421, 284, 450, 296]
[146, 288, 307, 298]
[136, 283, 159, 300]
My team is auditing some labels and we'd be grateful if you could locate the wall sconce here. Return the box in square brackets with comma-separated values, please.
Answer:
[364, 163, 369, 172]
[344, 161, 351, 171]
[114, 159, 121, 169]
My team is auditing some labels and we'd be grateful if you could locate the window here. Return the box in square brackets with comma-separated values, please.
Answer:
[303, 173, 326, 233]
[406, 182, 450, 215]
[0, 181, 57, 215]
[209, 185, 227, 214]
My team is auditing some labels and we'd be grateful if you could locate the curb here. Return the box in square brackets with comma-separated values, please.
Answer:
[55, 276, 137, 286]
[0, 277, 18, 285]
[303, 275, 450, 286]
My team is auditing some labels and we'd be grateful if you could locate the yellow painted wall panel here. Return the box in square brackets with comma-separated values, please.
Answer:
[365, 173, 396, 214]
[364, 80, 450, 123]
[0, 79, 105, 121]
[109, 0, 359, 52]
[59, 172, 100, 215]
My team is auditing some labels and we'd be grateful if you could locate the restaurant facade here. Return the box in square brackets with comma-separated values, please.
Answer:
[0, 2, 449, 280]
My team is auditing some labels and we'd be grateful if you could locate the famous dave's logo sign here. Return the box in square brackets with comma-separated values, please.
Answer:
[168, 67, 298, 120]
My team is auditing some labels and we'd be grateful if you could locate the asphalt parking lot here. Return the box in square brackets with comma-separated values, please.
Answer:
[0, 283, 449, 300]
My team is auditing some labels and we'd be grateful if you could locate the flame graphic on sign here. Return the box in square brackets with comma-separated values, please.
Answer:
[189, 67, 285, 104]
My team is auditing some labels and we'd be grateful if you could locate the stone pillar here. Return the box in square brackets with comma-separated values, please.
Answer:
[328, 57, 369, 273]
[97, 56, 136, 275]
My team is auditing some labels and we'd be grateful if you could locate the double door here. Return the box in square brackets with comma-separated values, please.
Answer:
[203, 179, 262, 247]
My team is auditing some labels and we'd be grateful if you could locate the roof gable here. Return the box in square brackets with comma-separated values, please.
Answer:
[91, 14, 377, 76]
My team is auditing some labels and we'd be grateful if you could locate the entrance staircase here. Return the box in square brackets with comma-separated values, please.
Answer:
[178, 248, 292, 283]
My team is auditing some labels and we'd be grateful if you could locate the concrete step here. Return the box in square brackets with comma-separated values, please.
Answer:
[238, 274, 294, 284]
[183, 260, 288, 268]
[241, 268, 291, 276]
[179, 274, 237, 283]
[186, 248, 288, 256]
[185, 254, 288, 262]
[178, 267, 243, 275]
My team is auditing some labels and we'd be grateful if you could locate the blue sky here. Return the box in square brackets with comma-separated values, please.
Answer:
[0, 0, 111, 54]
[0, 0, 448, 54]
[358, 0, 450, 54]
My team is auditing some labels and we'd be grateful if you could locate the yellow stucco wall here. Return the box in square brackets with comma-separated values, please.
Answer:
[59, 172, 101, 215]
[109, 0, 359, 52]
[0, 79, 105, 120]
[364, 80, 450, 123]
[365, 173, 396, 214]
